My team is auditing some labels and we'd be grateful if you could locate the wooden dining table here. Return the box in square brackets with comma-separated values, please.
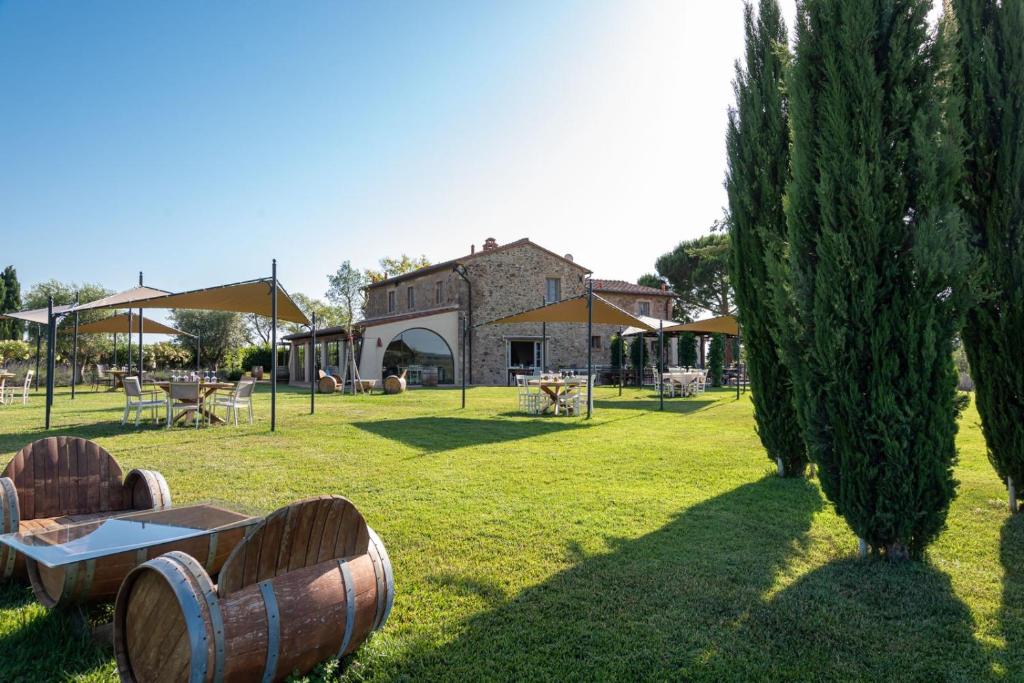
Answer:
[528, 378, 584, 415]
[108, 369, 127, 390]
[153, 381, 235, 425]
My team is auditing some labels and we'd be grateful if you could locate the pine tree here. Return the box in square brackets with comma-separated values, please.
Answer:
[948, 0, 1024, 508]
[787, 0, 968, 559]
[726, 0, 807, 477]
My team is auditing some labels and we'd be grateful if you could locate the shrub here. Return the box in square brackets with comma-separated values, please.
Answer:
[708, 334, 724, 387]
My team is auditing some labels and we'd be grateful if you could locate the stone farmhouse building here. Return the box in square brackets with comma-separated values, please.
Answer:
[344, 237, 676, 387]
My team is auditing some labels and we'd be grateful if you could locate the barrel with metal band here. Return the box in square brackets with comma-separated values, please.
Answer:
[27, 516, 247, 608]
[113, 496, 394, 683]
[0, 477, 20, 579]
[123, 469, 172, 510]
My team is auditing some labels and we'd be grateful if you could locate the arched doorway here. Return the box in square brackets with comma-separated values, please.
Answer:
[382, 328, 455, 385]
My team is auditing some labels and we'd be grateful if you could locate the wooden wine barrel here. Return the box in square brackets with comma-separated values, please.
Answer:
[0, 477, 20, 579]
[114, 496, 394, 683]
[383, 375, 406, 394]
[27, 520, 249, 608]
[318, 376, 338, 393]
[124, 469, 172, 510]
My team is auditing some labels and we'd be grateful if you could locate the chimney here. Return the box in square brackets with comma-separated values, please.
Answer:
[482, 237, 498, 251]
[564, 253, 573, 262]
[470, 244, 475, 254]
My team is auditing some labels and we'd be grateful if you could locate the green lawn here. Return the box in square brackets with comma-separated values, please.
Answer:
[0, 382, 1020, 681]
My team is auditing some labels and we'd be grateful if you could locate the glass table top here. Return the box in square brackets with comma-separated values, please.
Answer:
[0, 504, 258, 568]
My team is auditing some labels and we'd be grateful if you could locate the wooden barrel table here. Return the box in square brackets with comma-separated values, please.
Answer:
[113, 496, 394, 683]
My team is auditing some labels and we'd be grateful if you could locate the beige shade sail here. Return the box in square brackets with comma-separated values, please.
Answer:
[621, 315, 686, 336]
[487, 294, 655, 331]
[662, 315, 739, 336]
[0, 304, 74, 325]
[69, 313, 189, 336]
[73, 278, 310, 325]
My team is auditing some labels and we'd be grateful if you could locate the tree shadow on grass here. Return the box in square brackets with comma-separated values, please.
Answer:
[593, 397, 718, 414]
[352, 417, 593, 454]
[705, 558, 990, 681]
[0, 422, 132, 456]
[0, 582, 111, 680]
[387, 476, 822, 680]
[999, 514, 1024, 677]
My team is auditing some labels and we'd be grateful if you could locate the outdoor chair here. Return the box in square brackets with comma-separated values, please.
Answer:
[0, 436, 171, 581]
[211, 379, 256, 425]
[92, 364, 114, 391]
[2, 371, 34, 406]
[516, 376, 545, 415]
[121, 376, 164, 427]
[166, 381, 204, 429]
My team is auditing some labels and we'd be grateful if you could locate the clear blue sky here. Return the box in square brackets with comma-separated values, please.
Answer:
[2, 1, 807, 305]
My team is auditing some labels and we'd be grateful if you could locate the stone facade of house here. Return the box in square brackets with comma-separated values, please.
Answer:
[358, 237, 677, 386]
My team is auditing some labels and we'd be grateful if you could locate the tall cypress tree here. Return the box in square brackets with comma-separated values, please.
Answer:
[727, 0, 807, 477]
[948, 0, 1024, 508]
[787, 0, 968, 559]
[0, 267, 23, 340]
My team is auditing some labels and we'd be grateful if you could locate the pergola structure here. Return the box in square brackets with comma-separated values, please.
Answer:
[487, 282, 655, 417]
[22, 261, 310, 431]
[664, 315, 742, 398]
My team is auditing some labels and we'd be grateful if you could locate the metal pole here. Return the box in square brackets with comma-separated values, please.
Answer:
[658, 321, 664, 410]
[127, 309, 133, 373]
[310, 312, 316, 415]
[71, 292, 79, 399]
[45, 297, 54, 429]
[639, 329, 645, 388]
[34, 323, 41, 390]
[461, 313, 466, 409]
[736, 325, 742, 400]
[586, 279, 593, 419]
[618, 328, 623, 396]
[113, 332, 117, 368]
[138, 271, 144, 381]
[542, 321, 546, 373]
[196, 332, 201, 372]
[271, 259, 278, 432]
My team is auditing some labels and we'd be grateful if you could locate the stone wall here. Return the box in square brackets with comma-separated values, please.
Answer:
[361, 240, 680, 385]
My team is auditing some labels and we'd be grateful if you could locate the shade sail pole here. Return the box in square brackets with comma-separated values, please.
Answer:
[271, 259, 278, 432]
[310, 312, 316, 415]
[196, 332, 201, 372]
[618, 328, 623, 397]
[34, 323, 41, 391]
[137, 271, 144, 381]
[44, 297, 54, 429]
[586, 278, 593, 419]
[460, 313, 466, 409]
[736, 323, 742, 400]
[127, 309, 132, 372]
[71, 292, 79, 399]
[658, 320, 664, 411]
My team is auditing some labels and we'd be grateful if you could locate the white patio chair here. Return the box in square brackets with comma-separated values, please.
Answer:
[122, 376, 164, 427]
[212, 380, 256, 425]
[166, 381, 204, 429]
[516, 376, 544, 415]
[693, 372, 707, 394]
[1, 370, 32, 405]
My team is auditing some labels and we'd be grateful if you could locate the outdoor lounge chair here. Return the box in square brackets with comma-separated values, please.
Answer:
[113, 495, 394, 682]
[0, 436, 171, 580]
[121, 376, 164, 427]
